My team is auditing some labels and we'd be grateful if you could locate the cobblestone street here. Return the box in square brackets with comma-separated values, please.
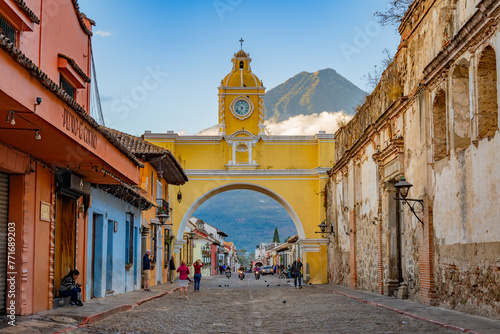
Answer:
[73, 275, 459, 334]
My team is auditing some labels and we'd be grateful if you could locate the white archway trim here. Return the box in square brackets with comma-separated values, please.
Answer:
[297, 238, 328, 253]
[175, 183, 306, 243]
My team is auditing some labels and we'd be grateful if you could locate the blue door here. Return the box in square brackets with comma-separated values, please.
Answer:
[106, 220, 114, 292]
[92, 214, 104, 297]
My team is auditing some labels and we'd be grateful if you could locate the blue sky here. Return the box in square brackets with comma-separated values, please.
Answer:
[79, 0, 400, 136]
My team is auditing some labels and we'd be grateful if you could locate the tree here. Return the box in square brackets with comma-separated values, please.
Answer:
[374, 0, 413, 27]
[273, 227, 280, 243]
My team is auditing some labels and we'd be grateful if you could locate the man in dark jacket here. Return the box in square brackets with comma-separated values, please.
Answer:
[168, 255, 176, 283]
[143, 250, 152, 292]
[291, 257, 303, 289]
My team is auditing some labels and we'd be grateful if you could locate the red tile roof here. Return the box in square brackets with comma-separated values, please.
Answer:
[105, 128, 188, 185]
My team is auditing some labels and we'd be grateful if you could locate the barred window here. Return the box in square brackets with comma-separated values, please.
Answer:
[60, 74, 76, 99]
[0, 15, 17, 45]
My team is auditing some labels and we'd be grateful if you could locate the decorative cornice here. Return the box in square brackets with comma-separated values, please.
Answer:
[58, 53, 91, 83]
[184, 169, 327, 177]
[15, 0, 40, 24]
[329, 97, 408, 176]
[423, 0, 500, 85]
[372, 138, 405, 165]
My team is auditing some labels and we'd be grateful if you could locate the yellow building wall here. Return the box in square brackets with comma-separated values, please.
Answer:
[139, 162, 171, 285]
[144, 49, 335, 284]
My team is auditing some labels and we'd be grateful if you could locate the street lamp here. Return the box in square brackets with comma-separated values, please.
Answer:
[394, 177, 424, 225]
[315, 220, 334, 237]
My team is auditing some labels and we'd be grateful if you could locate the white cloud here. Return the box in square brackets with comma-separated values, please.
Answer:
[196, 125, 218, 136]
[195, 111, 352, 136]
[265, 111, 351, 135]
[94, 30, 113, 37]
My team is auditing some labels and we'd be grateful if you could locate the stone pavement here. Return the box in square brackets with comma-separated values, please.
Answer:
[0, 282, 179, 334]
[0, 276, 499, 333]
[318, 284, 500, 334]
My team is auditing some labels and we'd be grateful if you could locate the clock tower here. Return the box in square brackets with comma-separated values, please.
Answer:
[218, 46, 266, 137]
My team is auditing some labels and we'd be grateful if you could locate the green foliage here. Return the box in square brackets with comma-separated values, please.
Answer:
[273, 227, 280, 243]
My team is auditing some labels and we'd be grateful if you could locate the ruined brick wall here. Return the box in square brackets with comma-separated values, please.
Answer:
[435, 243, 500, 319]
[329, 0, 500, 318]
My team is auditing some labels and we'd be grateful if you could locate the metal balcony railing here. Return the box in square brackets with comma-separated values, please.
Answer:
[156, 198, 170, 218]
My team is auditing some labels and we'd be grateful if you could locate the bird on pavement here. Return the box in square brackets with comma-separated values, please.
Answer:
[218, 285, 222, 287]
[266, 284, 269, 287]
[277, 284, 280, 286]
[282, 300, 286, 304]
[264, 280, 267, 282]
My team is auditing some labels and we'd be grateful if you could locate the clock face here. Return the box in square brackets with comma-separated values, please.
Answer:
[233, 99, 250, 116]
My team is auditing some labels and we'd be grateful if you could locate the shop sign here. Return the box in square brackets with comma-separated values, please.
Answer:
[63, 109, 98, 149]
[40, 201, 50, 222]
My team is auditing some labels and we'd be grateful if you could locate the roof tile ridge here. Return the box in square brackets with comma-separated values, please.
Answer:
[71, 0, 93, 36]
[0, 33, 143, 167]
[15, 0, 40, 24]
[58, 53, 91, 83]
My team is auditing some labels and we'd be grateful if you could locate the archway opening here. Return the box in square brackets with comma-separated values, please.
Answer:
[452, 60, 471, 151]
[432, 89, 447, 161]
[175, 183, 304, 276]
[477, 46, 499, 140]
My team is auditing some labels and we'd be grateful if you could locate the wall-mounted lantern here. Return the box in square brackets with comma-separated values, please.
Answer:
[394, 177, 424, 225]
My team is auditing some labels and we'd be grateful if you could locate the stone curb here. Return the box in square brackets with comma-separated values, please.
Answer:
[52, 287, 179, 334]
[316, 286, 480, 334]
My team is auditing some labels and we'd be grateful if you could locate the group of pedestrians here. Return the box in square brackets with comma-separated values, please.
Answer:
[143, 250, 304, 299]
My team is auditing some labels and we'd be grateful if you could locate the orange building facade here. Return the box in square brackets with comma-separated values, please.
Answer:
[0, 0, 145, 315]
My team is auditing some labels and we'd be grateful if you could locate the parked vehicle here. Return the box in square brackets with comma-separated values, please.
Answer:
[261, 265, 274, 275]
[278, 269, 289, 279]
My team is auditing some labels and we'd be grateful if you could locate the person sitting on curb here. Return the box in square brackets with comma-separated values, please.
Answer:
[59, 269, 83, 306]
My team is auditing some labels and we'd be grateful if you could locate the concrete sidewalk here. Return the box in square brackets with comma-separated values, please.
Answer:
[0, 282, 180, 334]
[317, 284, 500, 334]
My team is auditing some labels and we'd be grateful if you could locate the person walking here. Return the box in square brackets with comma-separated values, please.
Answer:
[193, 259, 204, 291]
[168, 255, 176, 283]
[291, 257, 303, 289]
[143, 250, 152, 292]
[177, 259, 190, 299]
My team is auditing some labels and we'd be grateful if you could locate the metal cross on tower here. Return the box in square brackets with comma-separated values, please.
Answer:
[239, 38, 244, 49]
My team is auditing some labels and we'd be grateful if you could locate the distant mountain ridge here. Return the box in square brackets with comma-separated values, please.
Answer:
[264, 68, 365, 122]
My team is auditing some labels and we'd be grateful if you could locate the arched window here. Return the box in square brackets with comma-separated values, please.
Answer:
[477, 46, 498, 140]
[235, 143, 249, 164]
[239, 61, 244, 70]
[433, 89, 447, 161]
[452, 60, 471, 151]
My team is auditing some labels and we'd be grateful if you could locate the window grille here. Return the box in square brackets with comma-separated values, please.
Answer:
[125, 213, 134, 264]
[0, 15, 17, 45]
[60, 74, 75, 98]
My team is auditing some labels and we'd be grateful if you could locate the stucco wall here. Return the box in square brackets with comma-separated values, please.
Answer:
[328, 0, 500, 318]
[86, 188, 142, 300]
